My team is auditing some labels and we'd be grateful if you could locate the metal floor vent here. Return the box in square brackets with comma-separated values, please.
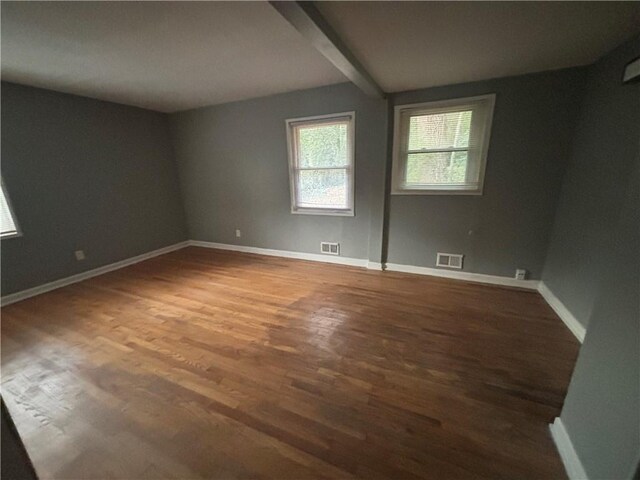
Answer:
[436, 252, 464, 269]
[320, 242, 340, 255]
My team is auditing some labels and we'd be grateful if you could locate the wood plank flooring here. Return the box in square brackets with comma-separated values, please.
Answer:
[1, 247, 580, 479]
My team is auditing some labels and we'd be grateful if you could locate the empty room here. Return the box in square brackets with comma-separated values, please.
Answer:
[1, 1, 638, 479]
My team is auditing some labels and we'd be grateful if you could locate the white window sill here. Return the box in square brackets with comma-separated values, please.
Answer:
[0, 231, 23, 240]
[291, 208, 355, 217]
[391, 187, 483, 196]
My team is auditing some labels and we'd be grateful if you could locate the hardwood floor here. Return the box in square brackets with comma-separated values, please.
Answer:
[1, 247, 579, 479]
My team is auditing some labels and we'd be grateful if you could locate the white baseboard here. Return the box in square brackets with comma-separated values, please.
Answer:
[2, 240, 583, 335]
[550, 417, 588, 480]
[538, 282, 586, 342]
[189, 240, 369, 268]
[1, 241, 190, 307]
[384, 262, 539, 290]
[190, 244, 541, 293]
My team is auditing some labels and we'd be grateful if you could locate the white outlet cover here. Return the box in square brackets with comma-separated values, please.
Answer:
[75, 250, 85, 260]
[235, 229, 241, 238]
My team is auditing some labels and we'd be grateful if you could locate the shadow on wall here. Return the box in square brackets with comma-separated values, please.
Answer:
[1, 400, 38, 480]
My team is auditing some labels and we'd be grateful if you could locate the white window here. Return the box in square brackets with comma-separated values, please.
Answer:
[286, 112, 355, 216]
[392, 94, 496, 195]
[0, 180, 20, 239]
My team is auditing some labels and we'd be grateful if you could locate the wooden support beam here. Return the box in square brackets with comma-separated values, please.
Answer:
[270, 1, 385, 99]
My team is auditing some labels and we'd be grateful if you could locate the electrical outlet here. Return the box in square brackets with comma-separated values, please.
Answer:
[515, 268, 527, 280]
[75, 250, 85, 261]
[235, 229, 241, 238]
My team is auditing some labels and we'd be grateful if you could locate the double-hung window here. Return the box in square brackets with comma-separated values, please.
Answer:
[392, 94, 495, 195]
[0, 179, 20, 238]
[286, 112, 355, 216]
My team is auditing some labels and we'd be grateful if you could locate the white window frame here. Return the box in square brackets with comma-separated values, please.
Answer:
[286, 111, 355, 216]
[0, 179, 21, 239]
[391, 94, 496, 195]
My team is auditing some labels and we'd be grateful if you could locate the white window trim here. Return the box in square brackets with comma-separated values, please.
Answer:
[285, 111, 355, 216]
[0, 179, 22, 239]
[391, 94, 496, 195]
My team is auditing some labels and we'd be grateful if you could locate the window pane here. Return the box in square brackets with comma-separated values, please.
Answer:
[297, 169, 348, 208]
[408, 110, 471, 150]
[0, 186, 17, 235]
[405, 151, 468, 185]
[298, 122, 349, 168]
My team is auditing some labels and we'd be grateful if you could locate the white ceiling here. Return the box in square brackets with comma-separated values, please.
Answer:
[0, 1, 346, 112]
[2, 2, 639, 113]
[317, 1, 640, 93]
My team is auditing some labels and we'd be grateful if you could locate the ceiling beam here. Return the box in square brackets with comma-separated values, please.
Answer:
[269, 1, 385, 99]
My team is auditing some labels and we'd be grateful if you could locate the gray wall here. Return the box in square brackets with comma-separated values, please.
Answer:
[386, 68, 587, 279]
[4, 69, 589, 295]
[170, 71, 588, 275]
[542, 36, 640, 327]
[169, 82, 387, 262]
[547, 36, 640, 479]
[2, 401, 37, 480]
[561, 163, 638, 480]
[1, 82, 187, 295]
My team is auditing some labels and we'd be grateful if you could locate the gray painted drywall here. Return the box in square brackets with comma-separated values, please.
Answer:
[170, 71, 588, 273]
[560, 163, 639, 479]
[385, 68, 587, 279]
[1, 401, 37, 480]
[542, 36, 640, 328]
[169, 82, 387, 262]
[1, 82, 187, 295]
[547, 36, 640, 479]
